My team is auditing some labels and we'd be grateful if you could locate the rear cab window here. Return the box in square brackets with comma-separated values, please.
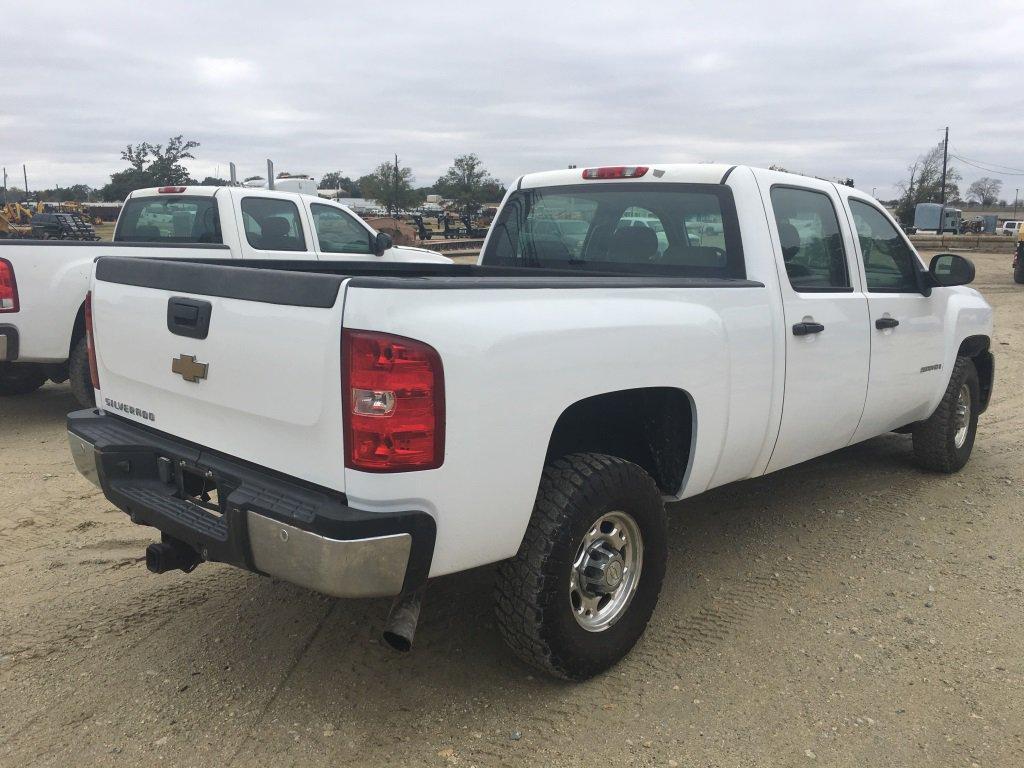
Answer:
[115, 195, 222, 243]
[481, 182, 745, 278]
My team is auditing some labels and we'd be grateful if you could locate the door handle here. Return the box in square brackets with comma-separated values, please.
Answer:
[792, 322, 825, 336]
[875, 317, 900, 330]
[167, 297, 212, 340]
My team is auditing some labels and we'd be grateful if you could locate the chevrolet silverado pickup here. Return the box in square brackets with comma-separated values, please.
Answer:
[68, 164, 993, 680]
[0, 185, 448, 405]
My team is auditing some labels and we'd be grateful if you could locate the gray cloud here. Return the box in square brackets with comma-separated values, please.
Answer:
[3, 0, 1023, 200]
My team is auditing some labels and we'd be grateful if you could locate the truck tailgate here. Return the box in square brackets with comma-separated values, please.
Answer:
[91, 258, 348, 493]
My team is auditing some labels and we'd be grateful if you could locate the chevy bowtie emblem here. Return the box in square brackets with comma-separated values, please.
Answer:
[171, 354, 209, 383]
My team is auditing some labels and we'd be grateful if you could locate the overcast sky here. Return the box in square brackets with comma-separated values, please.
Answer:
[4, 0, 1023, 200]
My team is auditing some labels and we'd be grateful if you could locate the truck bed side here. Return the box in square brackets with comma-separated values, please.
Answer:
[339, 278, 775, 576]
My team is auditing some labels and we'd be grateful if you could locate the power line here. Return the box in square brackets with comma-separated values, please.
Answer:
[948, 146, 1024, 175]
[949, 154, 1024, 176]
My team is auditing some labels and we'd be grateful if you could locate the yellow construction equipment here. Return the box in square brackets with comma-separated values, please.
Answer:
[0, 211, 30, 238]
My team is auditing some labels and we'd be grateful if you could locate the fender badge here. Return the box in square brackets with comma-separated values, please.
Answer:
[172, 354, 209, 383]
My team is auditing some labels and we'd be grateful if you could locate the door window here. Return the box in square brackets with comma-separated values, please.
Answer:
[849, 200, 920, 292]
[770, 187, 850, 291]
[310, 204, 372, 254]
[239, 197, 306, 252]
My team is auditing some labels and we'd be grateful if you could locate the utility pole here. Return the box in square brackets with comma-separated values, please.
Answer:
[937, 126, 949, 235]
[2, 167, 7, 206]
[22, 164, 29, 200]
[1014, 188, 1019, 222]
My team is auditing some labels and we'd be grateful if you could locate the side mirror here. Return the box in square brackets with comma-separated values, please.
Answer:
[928, 253, 975, 287]
[373, 231, 393, 257]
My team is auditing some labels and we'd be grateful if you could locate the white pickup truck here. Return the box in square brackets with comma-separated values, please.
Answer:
[0, 185, 448, 405]
[68, 164, 993, 680]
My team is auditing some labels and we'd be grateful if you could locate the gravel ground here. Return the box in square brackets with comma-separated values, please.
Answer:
[1, 251, 1021, 767]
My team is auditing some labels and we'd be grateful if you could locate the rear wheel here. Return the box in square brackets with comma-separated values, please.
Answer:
[494, 453, 667, 680]
[912, 356, 979, 473]
[0, 364, 48, 396]
[1014, 260, 1024, 284]
[68, 337, 95, 408]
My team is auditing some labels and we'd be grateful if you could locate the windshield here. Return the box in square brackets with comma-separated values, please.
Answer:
[115, 195, 222, 244]
[481, 183, 744, 278]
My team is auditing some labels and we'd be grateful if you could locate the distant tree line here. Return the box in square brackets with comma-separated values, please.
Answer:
[317, 153, 506, 216]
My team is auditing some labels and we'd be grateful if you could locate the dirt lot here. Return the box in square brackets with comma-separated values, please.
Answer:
[1, 251, 1021, 767]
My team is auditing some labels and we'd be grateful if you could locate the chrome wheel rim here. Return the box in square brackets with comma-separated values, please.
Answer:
[954, 383, 971, 449]
[569, 511, 643, 632]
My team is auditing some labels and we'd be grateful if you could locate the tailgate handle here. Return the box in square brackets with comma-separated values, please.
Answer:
[167, 297, 212, 340]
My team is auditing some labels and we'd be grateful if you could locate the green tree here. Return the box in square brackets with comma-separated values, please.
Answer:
[199, 176, 227, 186]
[318, 170, 357, 194]
[966, 177, 1002, 206]
[100, 135, 200, 201]
[36, 184, 93, 202]
[434, 154, 503, 223]
[894, 145, 962, 225]
[1, 186, 27, 204]
[360, 155, 421, 215]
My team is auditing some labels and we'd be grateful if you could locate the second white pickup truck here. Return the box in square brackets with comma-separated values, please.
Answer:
[0, 185, 448, 405]
[68, 164, 993, 679]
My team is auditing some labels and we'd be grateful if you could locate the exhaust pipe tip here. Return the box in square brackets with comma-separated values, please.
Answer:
[382, 590, 422, 652]
[382, 628, 413, 653]
[146, 539, 201, 574]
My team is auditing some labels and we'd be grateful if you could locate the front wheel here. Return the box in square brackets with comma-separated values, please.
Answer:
[1014, 260, 1024, 284]
[912, 356, 979, 473]
[494, 453, 667, 680]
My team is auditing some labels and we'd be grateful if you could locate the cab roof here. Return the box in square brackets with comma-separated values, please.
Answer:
[518, 163, 737, 189]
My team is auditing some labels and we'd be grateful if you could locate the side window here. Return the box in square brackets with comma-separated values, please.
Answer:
[310, 204, 372, 254]
[770, 187, 850, 291]
[849, 200, 920, 292]
[239, 197, 306, 252]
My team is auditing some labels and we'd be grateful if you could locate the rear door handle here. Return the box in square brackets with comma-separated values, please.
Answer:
[875, 317, 900, 330]
[792, 322, 825, 336]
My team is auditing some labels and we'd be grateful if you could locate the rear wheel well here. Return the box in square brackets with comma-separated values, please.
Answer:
[959, 335, 993, 413]
[545, 388, 692, 495]
[69, 301, 87, 358]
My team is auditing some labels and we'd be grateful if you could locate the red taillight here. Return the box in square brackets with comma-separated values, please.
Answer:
[581, 166, 649, 180]
[84, 291, 100, 390]
[0, 258, 18, 313]
[157, 186, 186, 193]
[342, 329, 444, 472]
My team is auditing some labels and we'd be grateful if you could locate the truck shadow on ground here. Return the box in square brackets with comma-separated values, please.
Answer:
[123, 431, 934, 709]
[1, 382, 79, 432]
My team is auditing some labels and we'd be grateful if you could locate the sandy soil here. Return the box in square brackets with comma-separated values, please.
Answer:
[1, 251, 1021, 767]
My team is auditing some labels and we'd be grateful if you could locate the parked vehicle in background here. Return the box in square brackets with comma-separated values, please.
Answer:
[0, 185, 449, 403]
[913, 203, 961, 234]
[30, 212, 100, 241]
[1000, 220, 1022, 236]
[1013, 225, 1024, 284]
[69, 164, 992, 680]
